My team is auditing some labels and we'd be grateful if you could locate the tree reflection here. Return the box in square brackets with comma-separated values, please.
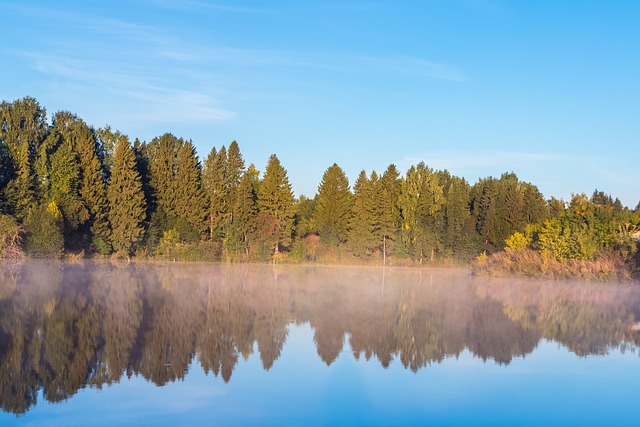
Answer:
[1, 261, 639, 414]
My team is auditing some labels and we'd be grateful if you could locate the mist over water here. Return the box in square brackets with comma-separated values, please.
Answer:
[1, 261, 639, 425]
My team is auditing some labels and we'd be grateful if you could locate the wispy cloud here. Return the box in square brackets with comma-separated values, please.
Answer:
[5, 2, 464, 132]
[146, 0, 265, 14]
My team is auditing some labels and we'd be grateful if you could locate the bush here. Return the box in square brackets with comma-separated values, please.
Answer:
[472, 248, 633, 281]
[0, 214, 24, 258]
[23, 203, 64, 258]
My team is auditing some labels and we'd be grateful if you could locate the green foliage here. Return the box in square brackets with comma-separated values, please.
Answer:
[159, 228, 180, 255]
[0, 97, 47, 220]
[203, 145, 228, 240]
[399, 162, 443, 261]
[348, 170, 380, 257]
[293, 195, 315, 239]
[311, 163, 352, 246]
[228, 171, 258, 255]
[23, 203, 64, 258]
[174, 141, 208, 235]
[258, 155, 295, 253]
[289, 239, 310, 263]
[108, 135, 146, 256]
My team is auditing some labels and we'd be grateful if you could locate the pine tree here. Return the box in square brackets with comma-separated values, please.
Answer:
[147, 133, 183, 216]
[50, 111, 111, 253]
[399, 162, 443, 260]
[229, 171, 258, 254]
[311, 163, 352, 246]
[348, 170, 379, 256]
[439, 173, 476, 258]
[0, 97, 48, 219]
[226, 140, 245, 213]
[258, 154, 295, 253]
[107, 135, 146, 256]
[377, 164, 402, 263]
[174, 141, 208, 236]
[47, 139, 89, 240]
[202, 146, 228, 240]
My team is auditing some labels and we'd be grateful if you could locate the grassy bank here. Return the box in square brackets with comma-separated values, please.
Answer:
[472, 248, 635, 282]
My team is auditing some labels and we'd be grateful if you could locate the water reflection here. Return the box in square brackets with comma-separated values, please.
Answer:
[0, 261, 639, 415]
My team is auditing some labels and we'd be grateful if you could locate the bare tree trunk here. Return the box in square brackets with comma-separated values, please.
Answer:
[383, 235, 386, 266]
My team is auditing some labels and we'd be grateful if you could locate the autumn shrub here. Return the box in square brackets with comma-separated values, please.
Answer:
[473, 248, 633, 281]
[0, 214, 24, 258]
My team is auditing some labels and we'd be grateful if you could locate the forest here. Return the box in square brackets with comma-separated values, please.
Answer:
[1, 96, 639, 278]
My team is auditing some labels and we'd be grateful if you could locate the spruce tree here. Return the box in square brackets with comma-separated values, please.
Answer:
[147, 133, 183, 216]
[348, 170, 379, 256]
[399, 163, 443, 261]
[229, 171, 258, 254]
[311, 163, 352, 246]
[377, 164, 402, 263]
[107, 135, 146, 256]
[0, 97, 48, 219]
[174, 141, 208, 236]
[258, 154, 295, 253]
[439, 174, 475, 258]
[226, 140, 245, 212]
[202, 145, 228, 240]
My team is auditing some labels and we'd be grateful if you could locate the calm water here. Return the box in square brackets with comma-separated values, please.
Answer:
[1, 261, 639, 426]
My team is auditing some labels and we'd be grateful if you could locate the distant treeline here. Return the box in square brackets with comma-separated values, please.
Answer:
[1, 97, 639, 271]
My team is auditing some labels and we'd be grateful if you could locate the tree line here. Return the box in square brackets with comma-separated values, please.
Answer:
[1, 96, 639, 267]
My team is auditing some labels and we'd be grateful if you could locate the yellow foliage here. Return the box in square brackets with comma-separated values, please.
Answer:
[505, 232, 530, 252]
[47, 201, 62, 220]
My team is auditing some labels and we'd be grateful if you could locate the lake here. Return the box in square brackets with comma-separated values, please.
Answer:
[1, 260, 639, 426]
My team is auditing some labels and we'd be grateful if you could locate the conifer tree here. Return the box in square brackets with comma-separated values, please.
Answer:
[174, 141, 208, 235]
[399, 162, 443, 260]
[202, 146, 228, 240]
[147, 133, 183, 216]
[47, 139, 89, 239]
[228, 171, 258, 254]
[311, 163, 352, 246]
[258, 154, 295, 253]
[438, 172, 476, 258]
[108, 135, 146, 256]
[0, 97, 48, 219]
[50, 112, 111, 253]
[377, 164, 402, 263]
[226, 141, 245, 212]
[348, 170, 379, 256]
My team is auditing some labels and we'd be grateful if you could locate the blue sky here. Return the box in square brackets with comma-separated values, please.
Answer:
[1, 0, 639, 206]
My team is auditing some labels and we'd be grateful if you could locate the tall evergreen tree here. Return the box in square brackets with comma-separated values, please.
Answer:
[228, 171, 258, 255]
[438, 172, 476, 258]
[311, 163, 352, 246]
[226, 140, 245, 214]
[174, 141, 208, 236]
[399, 162, 443, 260]
[0, 97, 48, 219]
[348, 170, 379, 256]
[202, 146, 228, 240]
[108, 135, 146, 256]
[51, 112, 110, 253]
[147, 133, 183, 217]
[377, 164, 402, 263]
[258, 154, 295, 253]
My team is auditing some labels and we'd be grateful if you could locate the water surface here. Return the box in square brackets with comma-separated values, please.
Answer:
[1, 261, 639, 426]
